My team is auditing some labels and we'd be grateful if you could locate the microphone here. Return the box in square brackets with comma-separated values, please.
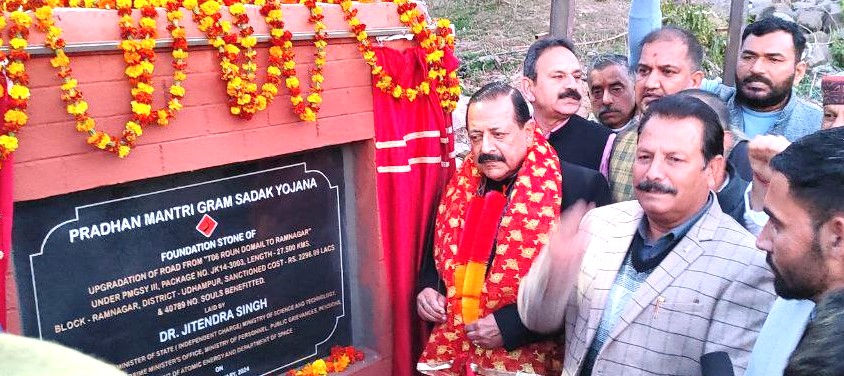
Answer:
[700, 351, 735, 376]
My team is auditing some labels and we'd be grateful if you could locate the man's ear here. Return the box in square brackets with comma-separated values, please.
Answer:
[521, 77, 537, 102]
[524, 119, 537, 143]
[705, 154, 726, 190]
[691, 70, 705, 89]
[826, 215, 844, 257]
[793, 61, 808, 86]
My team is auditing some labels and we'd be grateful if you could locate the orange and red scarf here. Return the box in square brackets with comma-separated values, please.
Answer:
[418, 128, 563, 375]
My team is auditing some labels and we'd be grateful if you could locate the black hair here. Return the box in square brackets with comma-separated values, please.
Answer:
[678, 89, 731, 132]
[638, 94, 724, 164]
[770, 127, 844, 228]
[784, 288, 844, 376]
[523, 37, 577, 81]
[743, 16, 807, 61]
[639, 26, 704, 71]
[466, 82, 532, 128]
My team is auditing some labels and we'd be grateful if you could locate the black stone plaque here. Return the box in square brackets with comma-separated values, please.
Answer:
[12, 148, 351, 376]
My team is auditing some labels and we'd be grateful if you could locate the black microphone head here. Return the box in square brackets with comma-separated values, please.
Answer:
[700, 351, 735, 376]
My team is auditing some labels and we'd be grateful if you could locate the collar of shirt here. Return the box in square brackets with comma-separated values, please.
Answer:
[541, 117, 572, 139]
[630, 194, 714, 272]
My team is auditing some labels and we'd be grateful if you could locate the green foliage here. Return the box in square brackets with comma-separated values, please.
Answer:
[832, 30, 844, 69]
[661, 0, 729, 77]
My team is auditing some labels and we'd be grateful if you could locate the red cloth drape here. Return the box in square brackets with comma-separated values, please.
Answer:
[0, 74, 13, 332]
[372, 45, 457, 376]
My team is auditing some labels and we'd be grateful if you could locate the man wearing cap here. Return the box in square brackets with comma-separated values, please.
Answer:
[821, 75, 844, 130]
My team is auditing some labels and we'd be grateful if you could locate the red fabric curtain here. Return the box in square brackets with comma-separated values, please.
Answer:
[0, 75, 13, 332]
[372, 45, 457, 376]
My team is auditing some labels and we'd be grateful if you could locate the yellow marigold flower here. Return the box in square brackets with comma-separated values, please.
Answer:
[221, 20, 232, 33]
[120, 39, 136, 51]
[283, 41, 293, 49]
[312, 5, 323, 16]
[363, 51, 376, 62]
[139, 37, 156, 50]
[51, 52, 70, 68]
[211, 36, 225, 48]
[9, 38, 28, 50]
[48, 26, 62, 38]
[405, 88, 418, 101]
[7, 62, 25, 76]
[237, 94, 252, 105]
[271, 28, 285, 38]
[35, 6, 53, 21]
[76, 118, 95, 132]
[125, 64, 144, 78]
[356, 31, 368, 42]
[10, 11, 32, 28]
[137, 82, 155, 94]
[0, 135, 19, 153]
[168, 10, 183, 21]
[84, 0, 96, 7]
[116, 0, 132, 8]
[261, 83, 278, 96]
[131, 101, 152, 116]
[69, 0, 81, 6]
[437, 19, 451, 28]
[157, 110, 170, 126]
[392, 86, 403, 98]
[349, 17, 360, 27]
[426, 50, 445, 63]
[200, 0, 221, 15]
[301, 107, 316, 122]
[96, 134, 111, 149]
[307, 93, 322, 104]
[412, 23, 424, 34]
[267, 66, 281, 77]
[141, 61, 155, 74]
[174, 71, 188, 81]
[229, 2, 245, 15]
[169, 85, 186, 97]
[268, 9, 282, 20]
[126, 121, 143, 136]
[399, 14, 410, 23]
[183, 0, 198, 8]
[224, 43, 240, 55]
[241, 36, 258, 49]
[283, 60, 296, 71]
[315, 40, 328, 49]
[291, 95, 304, 105]
[230, 106, 241, 115]
[60, 78, 78, 91]
[255, 95, 267, 111]
[0, 15, 5, 29]
[9, 85, 30, 100]
[67, 101, 89, 116]
[449, 86, 462, 96]
[286, 76, 300, 88]
[172, 49, 188, 60]
[168, 99, 183, 111]
[315, 57, 326, 66]
[312, 73, 324, 83]
[134, 0, 149, 8]
[140, 17, 156, 30]
[420, 82, 431, 94]
[118, 145, 131, 158]
[254, 0, 265, 5]
[172, 28, 186, 40]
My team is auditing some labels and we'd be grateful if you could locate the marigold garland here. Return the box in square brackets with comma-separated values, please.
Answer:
[286, 345, 364, 376]
[0, 0, 460, 165]
[0, 9, 32, 168]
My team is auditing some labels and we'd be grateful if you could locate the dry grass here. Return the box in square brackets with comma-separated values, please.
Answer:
[427, 0, 632, 93]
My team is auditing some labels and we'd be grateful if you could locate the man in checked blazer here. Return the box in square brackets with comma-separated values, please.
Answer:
[518, 94, 776, 375]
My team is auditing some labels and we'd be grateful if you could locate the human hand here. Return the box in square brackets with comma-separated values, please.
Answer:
[417, 287, 447, 323]
[748, 135, 790, 210]
[465, 314, 503, 349]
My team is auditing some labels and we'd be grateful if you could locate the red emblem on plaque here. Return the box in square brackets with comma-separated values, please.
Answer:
[196, 214, 218, 237]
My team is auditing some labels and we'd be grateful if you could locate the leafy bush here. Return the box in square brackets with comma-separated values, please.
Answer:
[661, 0, 729, 77]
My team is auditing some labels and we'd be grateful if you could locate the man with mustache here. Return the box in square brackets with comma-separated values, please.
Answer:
[586, 54, 637, 132]
[608, 26, 706, 202]
[745, 127, 844, 375]
[417, 82, 609, 375]
[703, 16, 821, 141]
[522, 37, 615, 175]
[518, 94, 775, 375]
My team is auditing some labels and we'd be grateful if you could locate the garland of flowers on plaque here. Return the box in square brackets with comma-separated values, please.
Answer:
[0, 8, 31, 168]
[338, 0, 460, 112]
[0, 0, 460, 165]
[286, 345, 364, 376]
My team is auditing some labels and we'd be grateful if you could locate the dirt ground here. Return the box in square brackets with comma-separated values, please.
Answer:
[427, 0, 632, 92]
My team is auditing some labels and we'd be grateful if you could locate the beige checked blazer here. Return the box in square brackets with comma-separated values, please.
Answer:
[519, 199, 776, 376]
